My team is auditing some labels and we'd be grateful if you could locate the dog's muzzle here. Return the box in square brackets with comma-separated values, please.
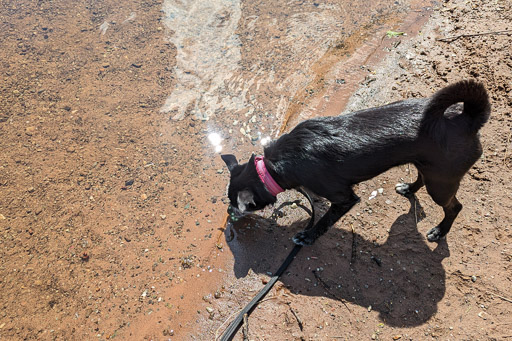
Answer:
[227, 205, 245, 222]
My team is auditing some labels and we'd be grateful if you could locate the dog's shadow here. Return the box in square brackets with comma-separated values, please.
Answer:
[225, 196, 449, 327]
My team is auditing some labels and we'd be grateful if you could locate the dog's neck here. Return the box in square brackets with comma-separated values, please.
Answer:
[254, 156, 284, 196]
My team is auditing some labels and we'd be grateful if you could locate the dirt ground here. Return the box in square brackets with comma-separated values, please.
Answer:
[0, 0, 511, 340]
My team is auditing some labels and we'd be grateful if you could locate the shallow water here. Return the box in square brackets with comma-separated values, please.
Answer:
[161, 0, 425, 147]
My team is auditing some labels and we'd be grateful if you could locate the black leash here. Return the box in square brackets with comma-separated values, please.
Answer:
[219, 188, 315, 341]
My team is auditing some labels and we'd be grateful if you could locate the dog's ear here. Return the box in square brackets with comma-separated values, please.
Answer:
[221, 154, 238, 172]
[237, 190, 255, 212]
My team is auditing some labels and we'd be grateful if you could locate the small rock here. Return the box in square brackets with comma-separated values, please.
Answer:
[132, 63, 142, 68]
[478, 311, 488, 320]
[141, 193, 148, 200]
[206, 307, 214, 313]
[369, 190, 378, 200]
[27, 187, 35, 193]
[471, 275, 477, 282]
[393, 335, 402, 340]
[25, 126, 36, 135]
[163, 329, 174, 336]
[160, 214, 166, 220]
[125, 179, 134, 186]
[377, 188, 384, 194]
[0, 214, 5, 220]
[291, 203, 298, 209]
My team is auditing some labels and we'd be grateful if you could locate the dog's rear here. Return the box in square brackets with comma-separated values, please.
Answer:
[399, 79, 491, 241]
[421, 79, 490, 147]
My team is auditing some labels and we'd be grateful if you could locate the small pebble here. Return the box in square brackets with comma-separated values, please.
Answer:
[478, 311, 487, 320]
[25, 126, 36, 135]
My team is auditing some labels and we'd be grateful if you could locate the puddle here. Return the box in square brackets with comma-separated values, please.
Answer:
[161, 0, 429, 140]
[161, 0, 244, 121]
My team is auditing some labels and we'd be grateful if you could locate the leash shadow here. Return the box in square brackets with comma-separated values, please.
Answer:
[225, 196, 449, 327]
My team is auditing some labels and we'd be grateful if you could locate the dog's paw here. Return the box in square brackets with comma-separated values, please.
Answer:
[395, 183, 413, 197]
[426, 226, 446, 242]
[292, 231, 315, 246]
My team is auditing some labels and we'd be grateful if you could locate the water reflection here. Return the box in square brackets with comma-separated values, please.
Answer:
[160, 0, 350, 126]
[207, 132, 223, 153]
[161, 0, 243, 120]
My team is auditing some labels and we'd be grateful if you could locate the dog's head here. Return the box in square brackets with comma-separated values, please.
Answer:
[221, 154, 278, 218]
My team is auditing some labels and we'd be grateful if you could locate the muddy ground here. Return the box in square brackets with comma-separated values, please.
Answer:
[0, 0, 511, 340]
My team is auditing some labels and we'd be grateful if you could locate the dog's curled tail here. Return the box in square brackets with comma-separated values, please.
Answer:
[422, 79, 491, 138]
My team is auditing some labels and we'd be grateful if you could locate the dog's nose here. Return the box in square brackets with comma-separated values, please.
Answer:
[227, 205, 243, 221]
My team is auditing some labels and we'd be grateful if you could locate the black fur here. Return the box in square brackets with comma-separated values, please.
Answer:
[222, 80, 491, 245]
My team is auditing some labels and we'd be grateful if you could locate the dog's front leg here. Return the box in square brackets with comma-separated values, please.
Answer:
[292, 193, 360, 246]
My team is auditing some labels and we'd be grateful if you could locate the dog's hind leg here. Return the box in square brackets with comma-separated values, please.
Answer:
[292, 189, 360, 246]
[395, 169, 424, 197]
[424, 179, 463, 242]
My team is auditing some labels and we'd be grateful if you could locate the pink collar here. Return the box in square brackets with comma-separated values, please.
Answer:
[255, 156, 284, 197]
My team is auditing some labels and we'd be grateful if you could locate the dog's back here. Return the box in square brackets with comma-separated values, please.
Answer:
[265, 80, 490, 185]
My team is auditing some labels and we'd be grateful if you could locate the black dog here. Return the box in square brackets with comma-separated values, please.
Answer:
[222, 80, 490, 245]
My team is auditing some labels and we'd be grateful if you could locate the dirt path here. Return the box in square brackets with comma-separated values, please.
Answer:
[0, 0, 511, 340]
